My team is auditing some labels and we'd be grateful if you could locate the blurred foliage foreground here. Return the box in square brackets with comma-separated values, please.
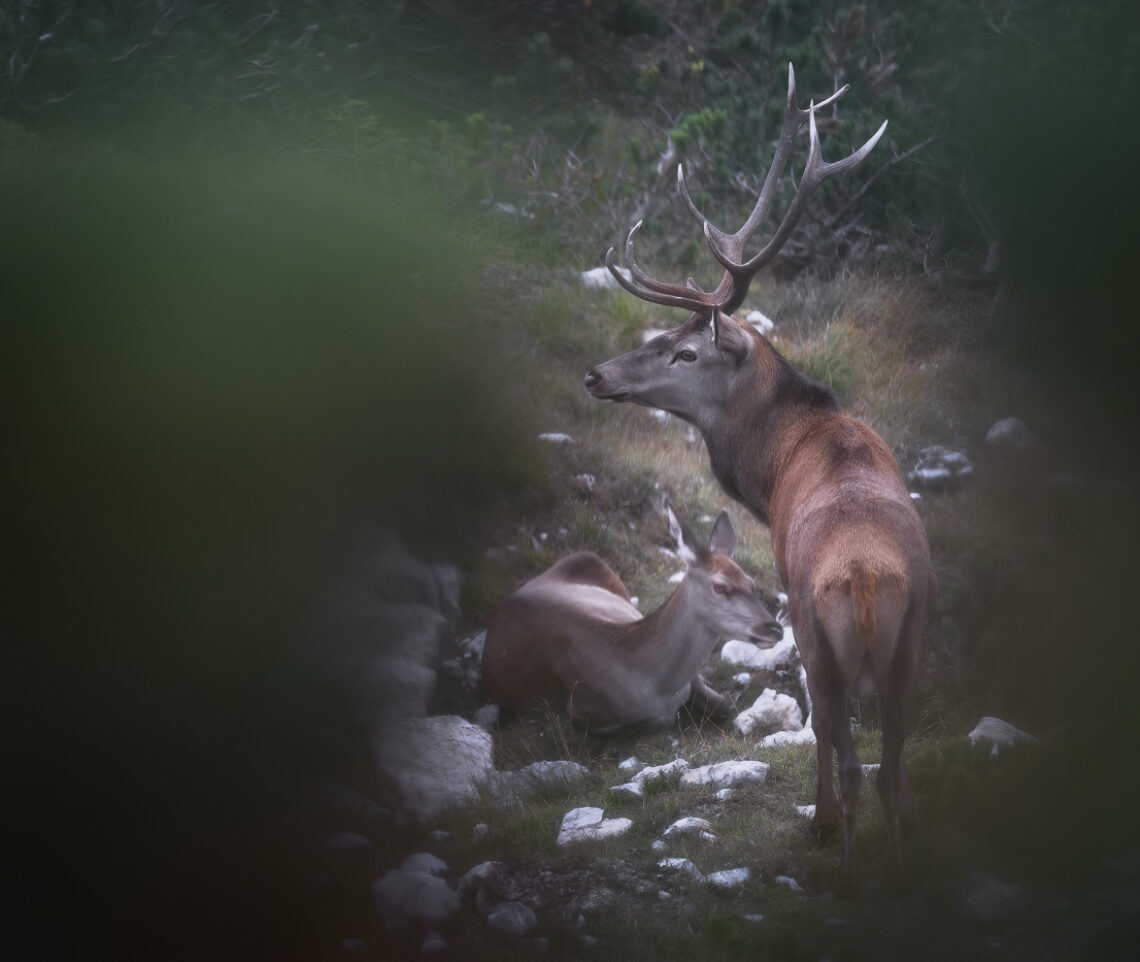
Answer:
[4, 147, 533, 956]
[5, 2, 1140, 958]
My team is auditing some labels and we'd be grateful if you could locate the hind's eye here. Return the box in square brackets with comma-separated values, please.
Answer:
[674, 349, 698, 363]
[713, 583, 729, 595]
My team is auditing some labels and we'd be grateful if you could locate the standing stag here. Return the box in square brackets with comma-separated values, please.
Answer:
[584, 64, 934, 889]
[481, 503, 783, 733]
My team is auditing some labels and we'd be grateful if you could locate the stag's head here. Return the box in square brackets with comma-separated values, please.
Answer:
[585, 64, 886, 428]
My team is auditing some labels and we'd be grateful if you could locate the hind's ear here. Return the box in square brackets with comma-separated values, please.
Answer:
[708, 511, 736, 556]
[666, 501, 699, 567]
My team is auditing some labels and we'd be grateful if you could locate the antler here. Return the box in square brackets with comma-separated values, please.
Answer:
[606, 63, 888, 318]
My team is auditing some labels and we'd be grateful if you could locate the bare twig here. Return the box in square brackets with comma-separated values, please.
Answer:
[233, 9, 280, 45]
[15, 89, 76, 111]
[825, 133, 938, 230]
[979, 0, 1018, 36]
[959, 182, 1002, 278]
[153, 1, 195, 39]
[109, 42, 147, 64]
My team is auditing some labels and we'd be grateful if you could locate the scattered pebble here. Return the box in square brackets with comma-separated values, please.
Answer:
[706, 868, 751, 889]
[968, 716, 1036, 756]
[557, 807, 632, 846]
[658, 857, 704, 881]
[775, 875, 804, 894]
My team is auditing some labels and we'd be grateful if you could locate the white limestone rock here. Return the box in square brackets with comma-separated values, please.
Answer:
[680, 760, 769, 789]
[373, 716, 494, 822]
[472, 704, 500, 733]
[486, 901, 538, 939]
[986, 417, 1048, 460]
[663, 817, 716, 841]
[968, 716, 1036, 756]
[775, 875, 804, 894]
[909, 445, 974, 490]
[400, 852, 449, 877]
[721, 634, 798, 672]
[610, 781, 644, 799]
[458, 860, 503, 898]
[373, 868, 461, 932]
[633, 758, 691, 785]
[706, 868, 751, 889]
[658, 857, 704, 881]
[557, 807, 632, 845]
[581, 265, 632, 290]
[762, 726, 817, 747]
[734, 688, 804, 736]
[746, 310, 775, 335]
[493, 759, 590, 804]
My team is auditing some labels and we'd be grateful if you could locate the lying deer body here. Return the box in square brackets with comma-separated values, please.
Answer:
[481, 505, 782, 733]
[585, 64, 934, 888]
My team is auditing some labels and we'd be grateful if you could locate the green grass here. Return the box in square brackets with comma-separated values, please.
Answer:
[12, 121, 1126, 959]
[432, 261, 1139, 960]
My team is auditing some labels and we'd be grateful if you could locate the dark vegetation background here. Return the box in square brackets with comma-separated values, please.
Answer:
[4, 1, 1139, 958]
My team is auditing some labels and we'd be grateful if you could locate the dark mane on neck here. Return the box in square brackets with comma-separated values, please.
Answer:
[772, 350, 841, 412]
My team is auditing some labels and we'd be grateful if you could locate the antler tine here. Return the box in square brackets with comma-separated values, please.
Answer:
[677, 165, 735, 258]
[623, 221, 700, 299]
[607, 62, 886, 320]
[605, 224, 716, 313]
[695, 62, 826, 310]
[731, 105, 888, 282]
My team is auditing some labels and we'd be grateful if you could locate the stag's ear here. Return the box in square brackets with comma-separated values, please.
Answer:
[712, 307, 752, 361]
[666, 501, 700, 567]
[708, 510, 736, 556]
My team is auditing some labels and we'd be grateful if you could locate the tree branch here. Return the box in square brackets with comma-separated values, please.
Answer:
[825, 133, 938, 230]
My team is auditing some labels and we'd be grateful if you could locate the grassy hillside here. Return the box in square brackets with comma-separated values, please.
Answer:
[5, 1, 1138, 958]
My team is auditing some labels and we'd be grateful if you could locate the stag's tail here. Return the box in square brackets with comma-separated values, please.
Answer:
[850, 560, 878, 644]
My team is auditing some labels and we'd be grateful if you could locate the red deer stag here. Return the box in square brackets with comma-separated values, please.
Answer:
[481, 504, 783, 733]
[584, 64, 934, 889]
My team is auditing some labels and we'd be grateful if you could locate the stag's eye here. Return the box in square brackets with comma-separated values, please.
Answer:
[713, 582, 730, 596]
[672, 349, 698, 364]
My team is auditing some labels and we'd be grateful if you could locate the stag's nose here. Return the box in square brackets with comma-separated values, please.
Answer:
[584, 369, 600, 391]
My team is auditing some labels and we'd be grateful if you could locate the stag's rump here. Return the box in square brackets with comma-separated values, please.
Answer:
[785, 495, 932, 696]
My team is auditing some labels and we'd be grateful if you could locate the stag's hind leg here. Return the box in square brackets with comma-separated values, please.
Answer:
[832, 694, 863, 893]
[876, 606, 923, 877]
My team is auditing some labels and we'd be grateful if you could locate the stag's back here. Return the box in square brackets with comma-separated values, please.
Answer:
[773, 414, 933, 692]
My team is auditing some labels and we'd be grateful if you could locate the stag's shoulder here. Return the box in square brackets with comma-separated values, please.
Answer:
[790, 413, 903, 483]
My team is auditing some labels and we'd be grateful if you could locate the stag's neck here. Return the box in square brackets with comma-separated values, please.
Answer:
[700, 346, 840, 527]
[613, 580, 718, 690]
